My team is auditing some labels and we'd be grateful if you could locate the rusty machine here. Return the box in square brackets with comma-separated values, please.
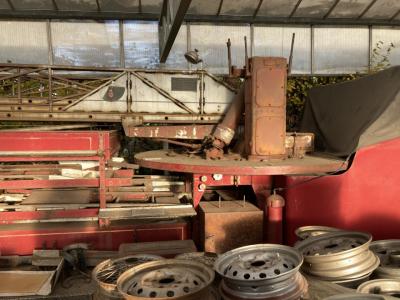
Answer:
[0, 36, 348, 255]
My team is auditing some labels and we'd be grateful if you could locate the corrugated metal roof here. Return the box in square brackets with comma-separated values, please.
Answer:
[1, 0, 400, 26]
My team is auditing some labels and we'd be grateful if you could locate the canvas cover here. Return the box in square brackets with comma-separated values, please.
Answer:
[301, 66, 400, 157]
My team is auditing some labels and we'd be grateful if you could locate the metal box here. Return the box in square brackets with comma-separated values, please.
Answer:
[199, 201, 263, 254]
[245, 57, 287, 160]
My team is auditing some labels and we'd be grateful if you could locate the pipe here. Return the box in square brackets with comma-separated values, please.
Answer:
[204, 86, 244, 159]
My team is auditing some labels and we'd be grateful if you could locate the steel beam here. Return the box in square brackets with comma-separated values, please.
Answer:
[158, 0, 192, 63]
[0, 8, 399, 26]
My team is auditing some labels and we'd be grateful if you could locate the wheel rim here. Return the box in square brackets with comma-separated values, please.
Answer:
[358, 279, 400, 297]
[93, 254, 163, 295]
[295, 231, 379, 280]
[117, 259, 215, 299]
[295, 226, 342, 240]
[214, 244, 307, 300]
[370, 240, 400, 279]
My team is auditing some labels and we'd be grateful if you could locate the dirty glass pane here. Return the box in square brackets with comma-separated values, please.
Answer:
[254, 25, 311, 74]
[12, 0, 53, 10]
[220, 0, 259, 16]
[329, 0, 371, 18]
[0, 21, 48, 64]
[188, 0, 220, 15]
[257, 0, 298, 17]
[164, 24, 188, 69]
[372, 27, 400, 67]
[51, 20, 120, 67]
[0, 1, 10, 9]
[124, 21, 159, 68]
[56, 0, 98, 11]
[98, 0, 138, 12]
[313, 26, 369, 74]
[362, 0, 400, 19]
[140, 0, 162, 13]
[294, 0, 336, 18]
[190, 24, 250, 74]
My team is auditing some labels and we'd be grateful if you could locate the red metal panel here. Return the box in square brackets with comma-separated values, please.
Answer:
[0, 130, 120, 160]
[0, 178, 133, 189]
[0, 222, 189, 255]
[282, 138, 400, 245]
[0, 209, 99, 224]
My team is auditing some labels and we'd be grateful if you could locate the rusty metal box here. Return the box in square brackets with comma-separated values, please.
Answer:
[199, 201, 263, 254]
[245, 57, 287, 160]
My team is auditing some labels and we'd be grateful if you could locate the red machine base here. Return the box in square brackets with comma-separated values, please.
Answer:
[283, 138, 400, 245]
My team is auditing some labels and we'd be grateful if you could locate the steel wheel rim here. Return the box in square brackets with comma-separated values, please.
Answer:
[357, 279, 400, 297]
[215, 244, 307, 300]
[295, 231, 379, 280]
[93, 254, 163, 295]
[324, 294, 386, 300]
[219, 272, 307, 300]
[175, 252, 219, 268]
[370, 240, 400, 279]
[295, 226, 342, 240]
[214, 244, 303, 287]
[116, 259, 215, 299]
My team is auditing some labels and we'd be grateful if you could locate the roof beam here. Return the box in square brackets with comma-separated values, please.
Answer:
[324, 0, 341, 19]
[253, 0, 263, 18]
[187, 14, 400, 26]
[216, 0, 223, 16]
[159, 0, 192, 63]
[358, 0, 377, 19]
[289, 0, 303, 18]
[95, 0, 101, 12]
[6, 0, 14, 11]
[51, 0, 58, 11]
[390, 8, 400, 21]
[0, 10, 159, 20]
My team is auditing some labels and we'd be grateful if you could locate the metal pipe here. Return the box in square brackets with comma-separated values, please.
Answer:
[227, 38, 232, 76]
[204, 86, 244, 159]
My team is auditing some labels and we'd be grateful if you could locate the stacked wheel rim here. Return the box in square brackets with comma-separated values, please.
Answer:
[324, 294, 386, 300]
[93, 255, 163, 299]
[116, 259, 215, 299]
[175, 252, 219, 269]
[358, 279, 400, 297]
[370, 240, 400, 279]
[295, 231, 379, 286]
[295, 226, 342, 240]
[214, 244, 308, 300]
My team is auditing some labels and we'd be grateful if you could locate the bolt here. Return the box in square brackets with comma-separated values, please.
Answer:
[198, 183, 206, 191]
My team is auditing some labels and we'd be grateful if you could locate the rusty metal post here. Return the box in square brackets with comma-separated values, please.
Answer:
[48, 67, 53, 112]
[204, 86, 244, 159]
[227, 38, 232, 76]
[265, 192, 285, 244]
[17, 68, 21, 104]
